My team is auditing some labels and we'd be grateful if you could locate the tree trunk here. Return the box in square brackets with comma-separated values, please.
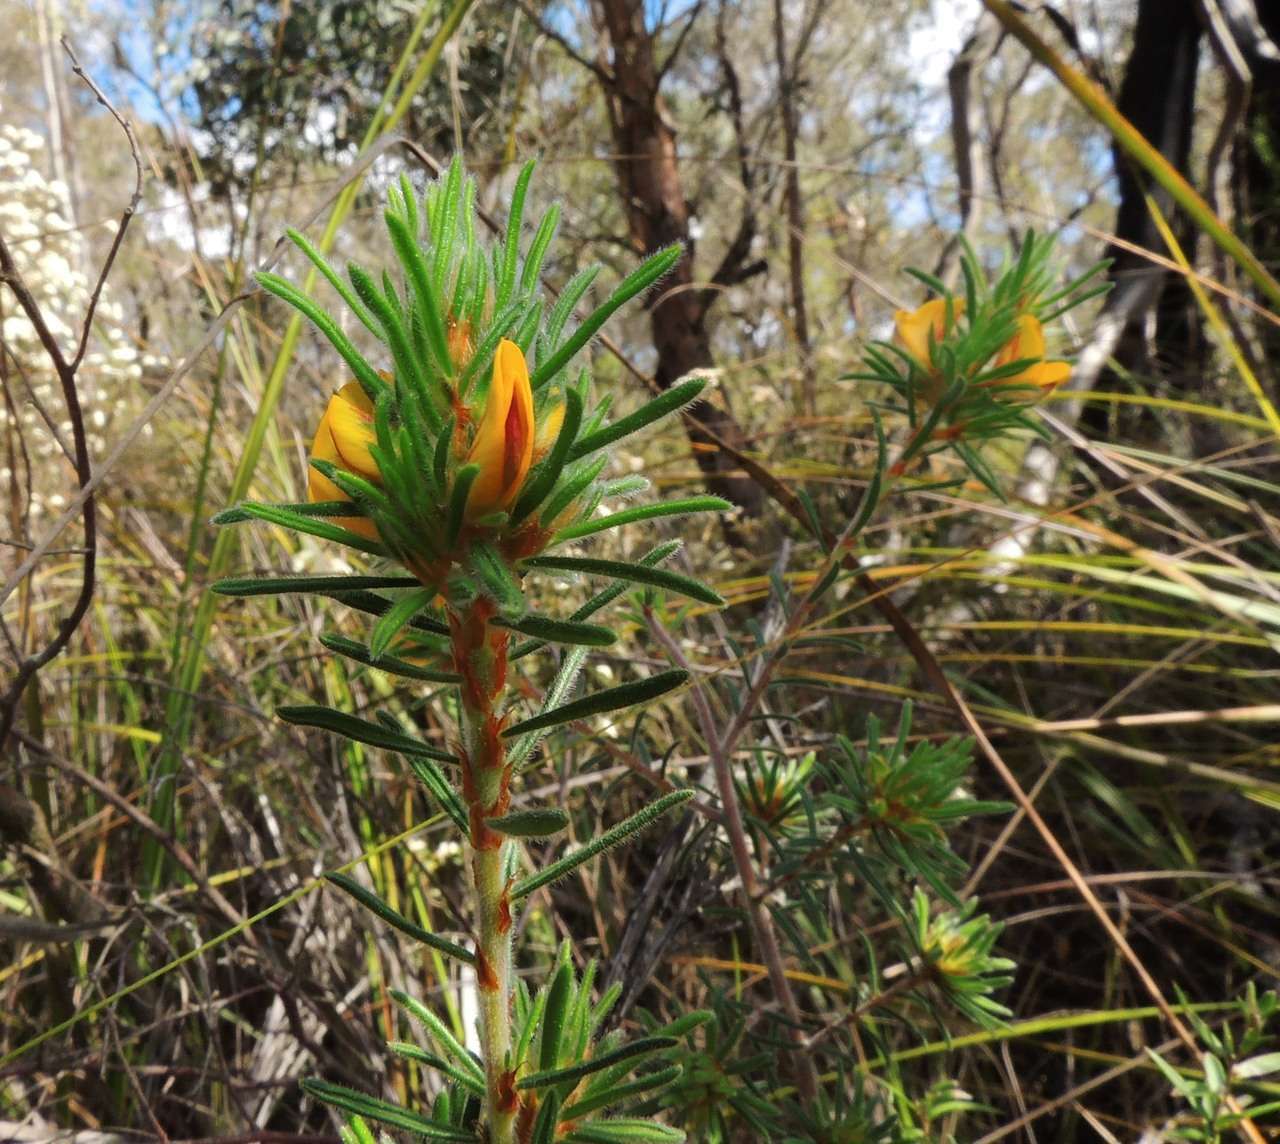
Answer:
[592, 0, 765, 524]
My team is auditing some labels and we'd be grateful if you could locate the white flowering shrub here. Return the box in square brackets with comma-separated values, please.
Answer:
[0, 106, 142, 521]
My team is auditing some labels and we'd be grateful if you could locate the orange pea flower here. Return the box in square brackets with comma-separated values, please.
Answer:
[466, 339, 535, 518]
[985, 314, 1070, 397]
[894, 297, 964, 404]
[308, 381, 380, 540]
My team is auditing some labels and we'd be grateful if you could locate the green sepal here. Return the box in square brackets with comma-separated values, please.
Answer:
[493, 614, 616, 647]
[215, 501, 387, 556]
[276, 705, 457, 764]
[489, 808, 570, 837]
[255, 271, 388, 404]
[563, 1120, 684, 1143]
[517, 1036, 679, 1091]
[319, 633, 461, 683]
[540, 958, 574, 1070]
[512, 790, 694, 900]
[299, 1080, 472, 1141]
[502, 669, 687, 739]
[522, 555, 722, 606]
[324, 872, 473, 964]
[470, 542, 526, 616]
[532, 244, 682, 387]
[564, 1065, 681, 1119]
[530, 1090, 561, 1144]
[555, 496, 730, 543]
[369, 588, 437, 659]
[391, 989, 486, 1084]
[568, 377, 705, 461]
[386, 1042, 486, 1098]
[211, 574, 418, 598]
[512, 386, 584, 523]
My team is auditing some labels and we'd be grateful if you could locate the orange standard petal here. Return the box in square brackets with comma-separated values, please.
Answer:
[307, 381, 380, 540]
[988, 314, 1070, 397]
[894, 297, 963, 371]
[467, 339, 535, 517]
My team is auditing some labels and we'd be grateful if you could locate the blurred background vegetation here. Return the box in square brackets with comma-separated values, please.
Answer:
[3, 0, 1280, 1139]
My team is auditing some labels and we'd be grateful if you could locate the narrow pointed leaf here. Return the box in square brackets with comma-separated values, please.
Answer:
[513, 790, 694, 900]
[522, 555, 722, 606]
[299, 1081, 472, 1141]
[532, 244, 682, 387]
[255, 272, 387, 403]
[517, 1036, 678, 1091]
[407, 757, 470, 835]
[277, 705, 457, 764]
[217, 501, 387, 555]
[563, 1120, 685, 1143]
[391, 989, 486, 1083]
[470, 542, 526, 616]
[212, 574, 419, 598]
[494, 614, 616, 647]
[489, 808, 570, 837]
[555, 497, 730, 543]
[568, 377, 706, 460]
[212, 499, 355, 525]
[319, 633, 460, 683]
[564, 1066, 681, 1118]
[370, 588, 437, 659]
[503, 670, 687, 739]
[325, 873, 473, 964]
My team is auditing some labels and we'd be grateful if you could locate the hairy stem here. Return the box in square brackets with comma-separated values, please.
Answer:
[451, 598, 517, 1143]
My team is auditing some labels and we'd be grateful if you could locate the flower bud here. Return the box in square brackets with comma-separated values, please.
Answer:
[466, 339, 535, 518]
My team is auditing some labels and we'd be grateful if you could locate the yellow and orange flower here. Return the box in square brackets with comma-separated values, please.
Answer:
[894, 297, 964, 404]
[984, 313, 1070, 397]
[895, 298, 963, 368]
[308, 381, 380, 540]
[466, 338, 535, 518]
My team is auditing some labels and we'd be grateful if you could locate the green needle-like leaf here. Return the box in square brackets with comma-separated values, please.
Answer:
[319, 633, 460, 683]
[211, 574, 419, 597]
[369, 588, 437, 659]
[277, 705, 457, 764]
[517, 1036, 678, 1091]
[503, 669, 687, 739]
[555, 496, 731, 543]
[532, 244, 682, 387]
[513, 790, 694, 900]
[299, 1081, 473, 1141]
[540, 959, 574, 1071]
[563, 1120, 685, 1143]
[391, 989, 486, 1084]
[489, 808, 570, 837]
[522, 554, 723, 606]
[255, 272, 388, 403]
[215, 501, 388, 556]
[563, 1065, 681, 1118]
[494, 614, 616, 647]
[568, 377, 706, 461]
[324, 873, 473, 964]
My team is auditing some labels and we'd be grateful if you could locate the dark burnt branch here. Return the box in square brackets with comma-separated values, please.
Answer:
[699, 0, 768, 318]
[0, 40, 144, 751]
